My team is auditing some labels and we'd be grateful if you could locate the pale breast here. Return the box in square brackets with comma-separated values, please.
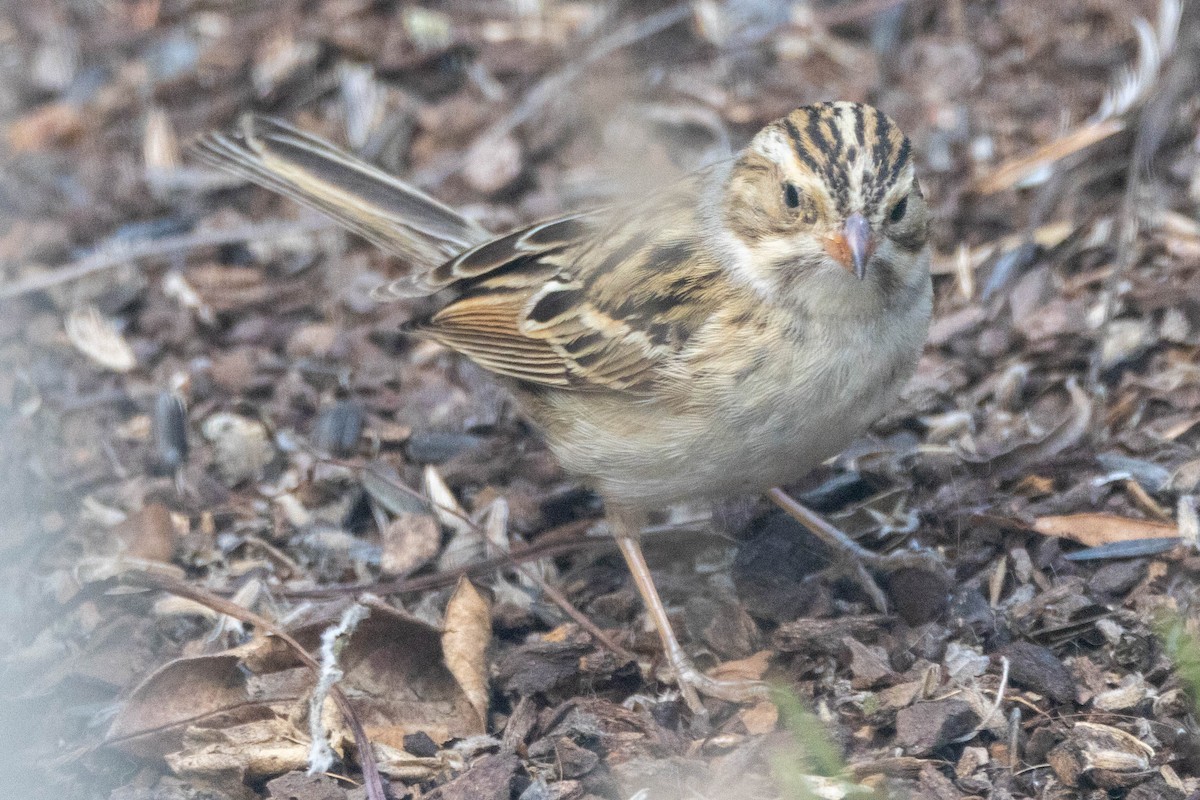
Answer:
[521, 285, 931, 510]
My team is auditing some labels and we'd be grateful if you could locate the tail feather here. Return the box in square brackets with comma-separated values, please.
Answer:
[190, 116, 488, 282]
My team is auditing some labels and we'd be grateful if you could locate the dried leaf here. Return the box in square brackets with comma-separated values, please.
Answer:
[339, 604, 485, 746]
[105, 654, 283, 759]
[380, 513, 441, 577]
[65, 306, 136, 372]
[110, 503, 176, 563]
[8, 102, 84, 151]
[739, 701, 779, 736]
[964, 379, 1092, 479]
[165, 717, 317, 779]
[143, 106, 180, 171]
[442, 578, 491, 729]
[971, 119, 1124, 194]
[706, 649, 771, 682]
[428, 466, 480, 571]
[1047, 721, 1154, 788]
[1032, 513, 1177, 547]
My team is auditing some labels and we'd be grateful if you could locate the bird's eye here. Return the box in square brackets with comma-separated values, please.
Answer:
[783, 183, 801, 209]
[888, 196, 908, 224]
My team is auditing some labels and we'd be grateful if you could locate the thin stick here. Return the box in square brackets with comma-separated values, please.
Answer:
[0, 219, 335, 301]
[356, 463, 635, 661]
[115, 570, 388, 800]
[283, 521, 608, 598]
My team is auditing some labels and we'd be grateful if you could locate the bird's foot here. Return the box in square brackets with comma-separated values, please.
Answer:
[671, 658, 771, 707]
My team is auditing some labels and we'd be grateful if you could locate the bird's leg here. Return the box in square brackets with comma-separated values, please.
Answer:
[610, 509, 769, 715]
[767, 487, 941, 613]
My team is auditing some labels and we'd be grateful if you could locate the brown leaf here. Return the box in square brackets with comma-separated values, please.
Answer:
[442, 578, 492, 729]
[165, 717, 315, 779]
[1032, 513, 1177, 547]
[1047, 721, 1154, 789]
[380, 513, 441, 577]
[65, 305, 136, 372]
[8, 102, 84, 151]
[111, 503, 176, 563]
[340, 604, 486, 747]
[739, 701, 778, 735]
[105, 654, 285, 759]
[705, 649, 771, 682]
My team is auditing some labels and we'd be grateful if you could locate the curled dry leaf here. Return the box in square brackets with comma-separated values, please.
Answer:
[165, 716, 322, 780]
[338, 603, 487, 748]
[428, 466, 479, 571]
[65, 305, 136, 372]
[442, 577, 492, 729]
[1046, 721, 1155, 789]
[962, 379, 1092, 480]
[110, 601, 491, 778]
[1032, 512, 1178, 547]
[373, 741, 463, 782]
[105, 653, 295, 759]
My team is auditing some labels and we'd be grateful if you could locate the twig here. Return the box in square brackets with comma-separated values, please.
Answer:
[355, 462, 636, 662]
[970, 120, 1125, 195]
[115, 570, 388, 800]
[282, 524, 608, 598]
[0, 219, 335, 301]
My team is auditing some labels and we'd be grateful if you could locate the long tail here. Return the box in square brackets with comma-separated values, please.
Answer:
[190, 116, 489, 281]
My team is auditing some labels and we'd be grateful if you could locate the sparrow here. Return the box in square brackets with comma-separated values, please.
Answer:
[193, 101, 933, 712]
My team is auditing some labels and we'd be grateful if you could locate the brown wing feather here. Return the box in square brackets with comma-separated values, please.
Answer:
[408, 177, 739, 394]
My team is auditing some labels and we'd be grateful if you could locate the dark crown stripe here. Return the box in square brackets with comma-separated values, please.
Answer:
[827, 108, 845, 159]
[871, 109, 893, 177]
[806, 108, 832, 160]
[782, 116, 823, 175]
[887, 136, 912, 187]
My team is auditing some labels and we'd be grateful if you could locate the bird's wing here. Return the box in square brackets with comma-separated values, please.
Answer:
[406, 185, 739, 394]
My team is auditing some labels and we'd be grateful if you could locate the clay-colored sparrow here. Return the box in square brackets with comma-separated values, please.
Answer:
[194, 101, 933, 712]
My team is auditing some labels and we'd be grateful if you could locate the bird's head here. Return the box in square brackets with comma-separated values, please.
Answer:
[718, 102, 930, 313]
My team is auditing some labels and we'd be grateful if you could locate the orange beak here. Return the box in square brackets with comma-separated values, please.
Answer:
[824, 212, 874, 280]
